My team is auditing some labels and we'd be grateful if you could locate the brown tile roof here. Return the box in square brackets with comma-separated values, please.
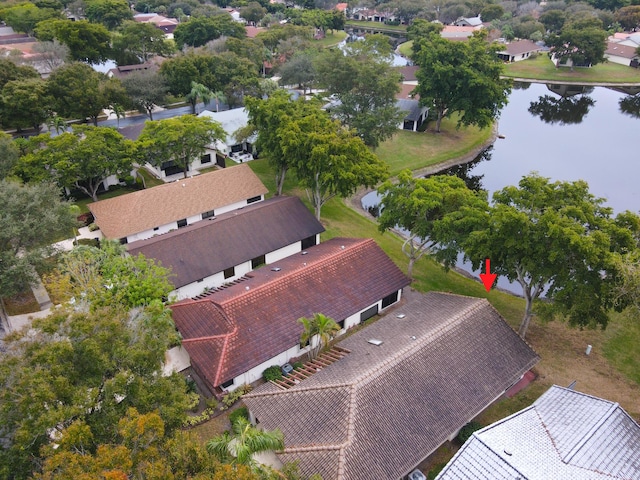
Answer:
[127, 196, 325, 289]
[88, 164, 268, 239]
[605, 41, 639, 60]
[396, 65, 418, 82]
[169, 238, 411, 389]
[499, 39, 542, 56]
[243, 290, 540, 480]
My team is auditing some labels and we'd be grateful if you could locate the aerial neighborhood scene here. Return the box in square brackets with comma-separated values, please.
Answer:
[1, 0, 640, 476]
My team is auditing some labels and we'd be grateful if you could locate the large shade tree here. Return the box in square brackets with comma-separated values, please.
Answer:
[137, 115, 226, 178]
[15, 125, 135, 202]
[315, 35, 403, 148]
[547, 24, 608, 68]
[0, 77, 50, 132]
[377, 170, 489, 278]
[112, 21, 174, 65]
[35, 19, 112, 65]
[412, 31, 512, 133]
[121, 69, 168, 120]
[463, 173, 640, 339]
[0, 180, 77, 300]
[280, 106, 389, 220]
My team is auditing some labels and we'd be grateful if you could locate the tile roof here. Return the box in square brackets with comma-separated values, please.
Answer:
[436, 385, 640, 480]
[88, 164, 267, 239]
[126, 196, 324, 289]
[243, 290, 540, 480]
[605, 41, 639, 59]
[169, 238, 411, 389]
[499, 39, 542, 56]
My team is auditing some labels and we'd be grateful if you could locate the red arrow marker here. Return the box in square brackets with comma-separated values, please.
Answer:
[479, 258, 497, 292]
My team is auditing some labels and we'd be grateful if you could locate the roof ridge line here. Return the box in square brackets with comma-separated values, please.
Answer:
[337, 384, 358, 478]
[354, 298, 486, 387]
[217, 238, 370, 306]
[283, 443, 346, 453]
[244, 382, 354, 399]
[213, 326, 236, 387]
[561, 401, 620, 464]
[472, 434, 531, 480]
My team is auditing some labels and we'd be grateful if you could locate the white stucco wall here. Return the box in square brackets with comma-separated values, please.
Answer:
[125, 213, 203, 243]
[172, 260, 253, 300]
[605, 54, 632, 66]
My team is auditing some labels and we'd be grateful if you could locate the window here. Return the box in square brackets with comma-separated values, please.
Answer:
[251, 255, 265, 269]
[221, 379, 234, 389]
[381, 291, 399, 309]
[338, 319, 345, 330]
[177, 219, 187, 228]
[153, 227, 159, 231]
[120, 237, 128, 245]
[301, 235, 317, 250]
[247, 195, 261, 204]
[201, 153, 212, 164]
[360, 305, 378, 322]
[196, 278, 204, 283]
[202, 210, 215, 220]
[223, 266, 235, 279]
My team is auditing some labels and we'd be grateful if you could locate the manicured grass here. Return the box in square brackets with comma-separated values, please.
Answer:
[375, 120, 493, 177]
[138, 168, 164, 188]
[398, 40, 413, 57]
[504, 54, 640, 83]
[603, 311, 640, 385]
[72, 186, 141, 214]
[313, 30, 347, 47]
[345, 20, 407, 32]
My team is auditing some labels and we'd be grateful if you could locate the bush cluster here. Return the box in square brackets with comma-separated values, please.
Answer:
[220, 384, 252, 410]
[229, 406, 249, 425]
[263, 365, 283, 382]
[456, 421, 483, 444]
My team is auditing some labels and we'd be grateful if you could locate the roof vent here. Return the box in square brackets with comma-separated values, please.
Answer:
[410, 335, 416, 340]
[301, 251, 308, 255]
[504, 449, 512, 456]
[341, 245, 345, 249]
[367, 339, 383, 346]
[396, 313, 406, 319]
[271, 267, 281, 272]
[245, 286, 250, 291]
[182, 183, 186, 187]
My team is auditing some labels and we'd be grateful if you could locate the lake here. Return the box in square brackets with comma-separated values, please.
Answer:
[363, 82, 640, 293]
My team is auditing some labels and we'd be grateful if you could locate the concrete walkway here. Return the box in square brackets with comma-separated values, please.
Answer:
[53, 226, 103, 252]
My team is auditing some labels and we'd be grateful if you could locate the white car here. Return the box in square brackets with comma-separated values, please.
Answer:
[408, 469, 427, 480]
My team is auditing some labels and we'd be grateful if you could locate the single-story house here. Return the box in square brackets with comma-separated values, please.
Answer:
[127, 196, 325, 299]
[198, 108, 255, 162]
[88, 164, 267, 244]
[611, 32, 640, 49]
[497, 39, 542, 62]
[133, 13, 179, 37]
[441, 25, 479, 40]
[243, 290, 540, 480]
[605, 41, 640, 67]
[169, 237, 411, 395]
[352, 8, 395, 22]
[454, 16, 483, 27]
[436, 385, 640, 479]
[396, 98, 428, 131]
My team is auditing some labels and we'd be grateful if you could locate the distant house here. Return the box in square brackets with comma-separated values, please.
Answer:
[169, 237, 411, 395]
[198, 108, 255, 162]
[107, 57, 165, 79]
[454, 15, 483, 27]
[436, 385, 640, 479]
[335, 2, 348, 12]
[243, 290, 540, 480]
[352, 8, 395, 22]
[496, 39, 542, 62]
[88, 164, 267, 244]
[605, 41, 640, 67]
[441, 25, 479, 40]
[127, 196, 325, 299]
[133, 13, 180, 38]
[396, 98, 428, 131]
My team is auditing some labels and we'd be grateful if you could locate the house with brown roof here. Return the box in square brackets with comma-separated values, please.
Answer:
[242, 290, 540, 480]
[88, 164, 267, 244]
[127, 196, 325, 299]
[436, 385, 640, 479]
[605, 41, 640, 67]
[496, 39, 542, 62]
[169, 237, 411, 394]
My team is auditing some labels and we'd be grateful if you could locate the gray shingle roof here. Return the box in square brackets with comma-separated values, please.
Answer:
[436, 385, 640, 480]
[243, 291, 539, 480]
[127, 196, 324, 289]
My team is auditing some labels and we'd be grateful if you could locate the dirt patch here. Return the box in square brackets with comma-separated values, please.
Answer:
[3, 290, 40, 316]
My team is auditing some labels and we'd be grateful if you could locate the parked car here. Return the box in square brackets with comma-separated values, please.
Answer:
[408, 469, 426, 480]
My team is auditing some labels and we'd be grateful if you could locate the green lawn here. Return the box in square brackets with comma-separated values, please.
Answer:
[603, 311, 640, 385]
[345, 20, 407, 32]
[398, 40, 413, 57]
[313, 30, 347, 48]
[375, 120, 493, 176]
[72, 185, 141, 214]
[504, 54, 640, 83]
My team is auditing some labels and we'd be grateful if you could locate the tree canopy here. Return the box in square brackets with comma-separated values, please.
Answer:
[15, 125, 135, 201]
[137, 115, 226, 178]
[173, 15, 246, 49]
[112, 21, 174, 65]
[547, 25, 608, 68]
[463, 173, 640, 339]
[378, 170, 489, 277]
[412, 32, 512, 132]
[0, 180, 77, 299]
[121, 69, 168, 120]
[35, 19, 112, 65]
[315, 35, 403, 148]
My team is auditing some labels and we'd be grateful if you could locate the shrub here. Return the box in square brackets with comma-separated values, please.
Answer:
[220, 384, 252, 410]
[185, 376, 197, 394]
[263, 365, 283, 382]
[88, 222, 99, 232]
[292, 361, 304, 370]
[229, 406, 249, 425]
[456, 421, 483, 444]
[186, 392, 200, 411]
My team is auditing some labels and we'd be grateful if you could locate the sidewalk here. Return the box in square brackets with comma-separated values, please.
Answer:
[53, 226, 103, 252]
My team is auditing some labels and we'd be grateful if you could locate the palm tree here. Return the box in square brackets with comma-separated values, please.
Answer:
[298, 313, 340, 360]
[186, 81, 213, 115]
[206, 417, 284, 469]
[111, 103, 126, 128]
[211, 90, 226, 112]
[46, 114, 66, 135]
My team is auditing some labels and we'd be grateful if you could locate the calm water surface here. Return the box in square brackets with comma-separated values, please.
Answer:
[363, 82, 640, 293]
